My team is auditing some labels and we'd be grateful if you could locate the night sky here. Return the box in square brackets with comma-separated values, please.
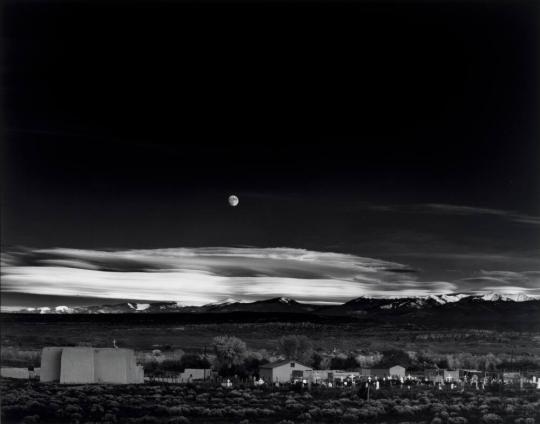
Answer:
[2, 0, 539, 308]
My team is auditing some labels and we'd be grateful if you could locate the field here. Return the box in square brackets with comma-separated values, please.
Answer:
[2, 378, 540, 424]
[2, 314, 539, 358]
[2, 313, 540, 424]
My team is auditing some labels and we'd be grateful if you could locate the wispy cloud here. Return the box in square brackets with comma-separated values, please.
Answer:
[2, 247, 538, 307]
[365, 203, 540, 226]
[454, 270, 540, 293]
[1, 247, 453, 306]
[421, 204, 540, 225]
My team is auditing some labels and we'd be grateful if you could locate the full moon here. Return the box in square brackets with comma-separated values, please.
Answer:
[228, 195, 239, 207]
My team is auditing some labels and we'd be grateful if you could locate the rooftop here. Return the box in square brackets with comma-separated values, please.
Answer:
[259, 359, 311, 369]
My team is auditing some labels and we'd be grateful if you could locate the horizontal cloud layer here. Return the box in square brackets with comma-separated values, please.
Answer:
[366, 203, 540, 226]
[1, 247, 538, 306]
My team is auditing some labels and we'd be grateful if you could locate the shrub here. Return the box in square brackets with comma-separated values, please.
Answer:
[482, 414, 503, 423]
[449, 418, 468, 424]
[168, 417, 190, 424]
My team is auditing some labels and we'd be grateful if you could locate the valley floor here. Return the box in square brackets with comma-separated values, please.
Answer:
[1, 378, 539, 424]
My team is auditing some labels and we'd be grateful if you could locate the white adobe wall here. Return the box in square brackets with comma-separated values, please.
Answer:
[60, 348, 95, 384]
[94, 349, 129, 383]
[272, 362, 312, 383]
[126, 352, 144, 384]
[40, 347, 64, 382]
[389, 366, 406, 378]
[40, 346, 143, 384]
[133, 364, 144, 384]
[1, 367, 40, 379]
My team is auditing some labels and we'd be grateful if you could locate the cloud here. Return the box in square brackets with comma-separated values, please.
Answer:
[1, 247, 451, 306]
[2, 247, 538, 306]
[365, 203, 540, 226]
[454, 270, 540, 293]
[422, 204, 540, 225]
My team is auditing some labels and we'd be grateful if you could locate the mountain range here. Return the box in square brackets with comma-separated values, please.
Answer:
[10, 292, 538, 315]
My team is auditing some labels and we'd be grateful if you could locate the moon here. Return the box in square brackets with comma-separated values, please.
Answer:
[228, 195, 239, 207]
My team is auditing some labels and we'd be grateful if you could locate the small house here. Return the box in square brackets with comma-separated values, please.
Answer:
[259, 360, 312, 383]
[389, 365, 406, 378]
[424, 369, 444, 383]
[443, 369, 460, 381]
[365, 365, 406, 379]
[304, 370, 330, 384]
[503, 372, 521, 384]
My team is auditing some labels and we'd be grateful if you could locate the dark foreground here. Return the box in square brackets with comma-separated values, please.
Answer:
[1, 378, 539, 424]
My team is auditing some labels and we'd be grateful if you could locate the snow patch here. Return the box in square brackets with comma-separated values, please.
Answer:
[55, 305, 73, 313]
[479, 292, 536, 302]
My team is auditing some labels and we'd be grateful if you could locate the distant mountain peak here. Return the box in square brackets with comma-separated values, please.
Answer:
[261, 296, 297, 304]
[475, 292, 536, 302]
[55, 305, 74, 313]
[206, 298, 246, 306]
[127, 303, 150, 311]
[278, 297, 295, 303]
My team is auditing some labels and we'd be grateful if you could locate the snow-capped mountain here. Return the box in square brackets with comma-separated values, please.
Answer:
[474, 292, 536, 302]
[6, 292, 538, 314]
[127, 303, 150, 311]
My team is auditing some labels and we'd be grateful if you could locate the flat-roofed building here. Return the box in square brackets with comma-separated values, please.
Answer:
[364, 365, 407, 379]
[259, 360, 312, 383]
[40, 347, 144, 384]
[444, 369, 460, 381]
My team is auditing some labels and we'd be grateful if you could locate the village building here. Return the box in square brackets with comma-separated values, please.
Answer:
[503, 372, 521, 384]
[259, 360, 312, 383]
[362, 365, 406, 379]
[329, 371, 361, 382]
[304, 369, 331, 384]
[40, 347, 144, 384]
[424, 369, 444, 383]
[443, 369, 460, 381]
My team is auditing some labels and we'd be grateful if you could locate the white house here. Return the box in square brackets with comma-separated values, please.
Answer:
[259, 360, 312, 383]
[389, 365, 406, 378]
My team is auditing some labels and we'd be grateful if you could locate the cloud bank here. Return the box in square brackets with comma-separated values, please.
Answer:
[1, 247, 538, 306]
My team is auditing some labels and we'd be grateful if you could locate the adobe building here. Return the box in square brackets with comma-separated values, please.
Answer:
[40, 347, 144, 384]
[259, 360, 312, 383]
[443, 369, 460, 381]
[363, 365, 407, 379]
[424, 368, 444, 383]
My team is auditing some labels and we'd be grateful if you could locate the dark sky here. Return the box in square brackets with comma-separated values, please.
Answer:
[1, 0, 539, 306]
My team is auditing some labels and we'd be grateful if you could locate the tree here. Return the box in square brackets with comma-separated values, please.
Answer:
[180, 354, 211, 369]
[277, 335, 313, 363]
[311, 352, 324, 369]
[212, 336, 247, 368]
[329, 355, 359, 371]
[378, 349, 412, 368]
